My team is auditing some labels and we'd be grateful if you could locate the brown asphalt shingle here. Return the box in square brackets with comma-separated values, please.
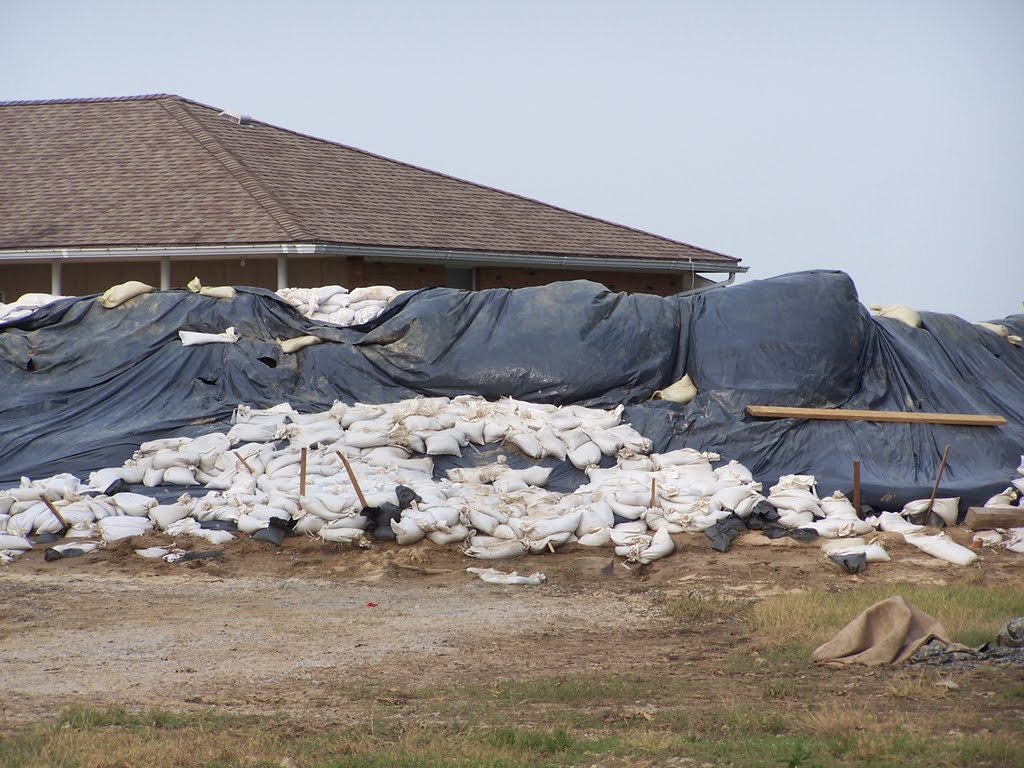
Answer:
[0, 94, 739, 266]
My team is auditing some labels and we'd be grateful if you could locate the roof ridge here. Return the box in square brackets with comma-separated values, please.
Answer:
[155, 97, 310, 241]
[0, 93, 177, 107]
[234, 113, 739, 263]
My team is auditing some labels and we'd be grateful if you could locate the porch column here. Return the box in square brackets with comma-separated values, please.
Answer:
[277, 253, 289, 290]
[160, 257, 171, 290]
[50, 260, 63, 295]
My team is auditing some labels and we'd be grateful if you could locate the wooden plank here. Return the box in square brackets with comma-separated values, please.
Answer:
[746, 405, 1006, 427]
[965, 506, 1024, 531]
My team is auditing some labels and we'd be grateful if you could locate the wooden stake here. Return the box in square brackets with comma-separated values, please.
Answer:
[336, 450, 369, 508]
[233, 450, 254, 474]
[925, 444, 951, 515]
[39, 495, 69, 532]
[299, 447, 308, 497]
[852, 460, 861, 514]
[649, 477, 657, 509]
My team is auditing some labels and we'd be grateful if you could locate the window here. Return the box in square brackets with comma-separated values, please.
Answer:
[445, 267, 475, 290]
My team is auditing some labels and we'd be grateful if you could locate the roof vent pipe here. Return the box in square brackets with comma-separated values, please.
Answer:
[217, 108, 252, 126]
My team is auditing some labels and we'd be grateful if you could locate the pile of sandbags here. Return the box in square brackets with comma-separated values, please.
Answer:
[0, 292, 63, 323]
[2, 399, 1021, 570]
[275, 285, 400, 327]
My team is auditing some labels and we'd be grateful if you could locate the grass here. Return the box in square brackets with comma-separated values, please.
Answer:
[3, 704, 1020, 768]
[744, 582, 1024, 655]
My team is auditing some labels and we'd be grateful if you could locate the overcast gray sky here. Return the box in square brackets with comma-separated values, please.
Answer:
[3, 0, 1022, 320]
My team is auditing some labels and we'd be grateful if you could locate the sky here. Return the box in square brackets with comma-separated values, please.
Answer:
[2, 0, 1022, 320]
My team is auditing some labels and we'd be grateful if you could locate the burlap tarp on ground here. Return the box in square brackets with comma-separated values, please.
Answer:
[811, 596, 952, 666]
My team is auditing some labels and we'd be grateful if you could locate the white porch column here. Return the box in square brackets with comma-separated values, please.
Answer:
[160, 257, 171, 290]
[277, 253, 288, 290]
[50, 260, 62, 295]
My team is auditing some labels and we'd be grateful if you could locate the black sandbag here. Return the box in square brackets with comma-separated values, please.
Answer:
[829, 551, 867, 574]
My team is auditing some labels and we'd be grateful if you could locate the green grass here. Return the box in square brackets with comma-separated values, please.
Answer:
[3, 703, 1021, 768]
[744, 583, 1024, 656]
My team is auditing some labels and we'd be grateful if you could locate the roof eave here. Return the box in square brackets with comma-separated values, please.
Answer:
[0, 243, 747, 275]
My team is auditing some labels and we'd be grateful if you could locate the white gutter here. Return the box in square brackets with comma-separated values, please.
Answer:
[0, 242, 746, 275]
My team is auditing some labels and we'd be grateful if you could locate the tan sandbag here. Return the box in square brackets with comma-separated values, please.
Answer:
[870, 304, 922, 328]
[280, 336, 323, 354]
[187, 276, 236, 300]
[99, 280, 154, 308]
[652, 374, 697, 403]
[811, 596, 951, 666]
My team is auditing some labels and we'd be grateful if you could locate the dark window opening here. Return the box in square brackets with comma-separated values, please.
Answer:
[445, 267, 475, 290]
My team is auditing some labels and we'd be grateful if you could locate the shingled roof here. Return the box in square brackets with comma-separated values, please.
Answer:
[0, 94, 741, 268]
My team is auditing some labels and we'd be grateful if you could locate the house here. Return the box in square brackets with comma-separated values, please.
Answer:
[0, 94, 745, 301]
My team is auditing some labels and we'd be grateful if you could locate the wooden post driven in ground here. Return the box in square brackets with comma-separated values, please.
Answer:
[39, 495, 69, 532]
[650, 478, 657, 509]
[233, 450, 254, 474]
[925, 444, 951, 515]
[336, 450, 369, 508]
[299, 447, 308, 497]
[852, 460, 861, 514]
[746, 405, 1005, 427]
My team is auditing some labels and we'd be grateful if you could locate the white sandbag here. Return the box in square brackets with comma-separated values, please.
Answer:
[294, 515, 324, 535]
[178, 327, 239, 346]
[714, 460, 754, 484]
[875, 511, 922, 535]
[463, 536, 527, 560]
[319, 526, 369, 545]
[149, 503, 192, 529]
[568, 441, 602, 470]
[427, 525, 470, 545]
[454, 420, 486, 446]
[973, 322, 1021, 345]
[467, 567, 545, 586]
[770, 474, 818, 494]
[343, 430, 390, 449]
[971, 530, 1003, 548]
[534, 428, 567, 460]
[237, 513, 268, 533]
[799, 517, 874, 538]
[709, 483, 761, 514]
[390, 516, 426, 545]
[767, 489, 822, 517]
[904, 530, 979, 566]
[524, 530, 573, 553]
[777, 510, 815, 529]
[98, 516, 153, 542]
[819, 492, 859, 519]
[348, 285, 397, 303]
[984, 487, 1019, 507]
[634, 526, 675, 563]
[135, 546, 171, 559]
[425, 432, 462, 457]
[508, 432, 544, 459]
[902, 497, 960, 527]
[821, 539, 891, 563]
[575, 502, 615, 535]
[870, 304, 922, 328]
[0, 534, 32, 550]
[652, 374, 698, 404]
[280, 336, 323, 354]
[1005, 529, 1024, 554]
[99, 280, 154, 308]
[518, 510, 583, 540]
[577, 528, 612, 547]
[162, 466, 199, 486]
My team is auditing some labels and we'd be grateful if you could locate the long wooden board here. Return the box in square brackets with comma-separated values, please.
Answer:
[965, 506, 1024, 531]
[746, 405, 1006, 427]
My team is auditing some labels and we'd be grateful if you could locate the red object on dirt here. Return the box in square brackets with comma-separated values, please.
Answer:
[365, 602, 378, 608]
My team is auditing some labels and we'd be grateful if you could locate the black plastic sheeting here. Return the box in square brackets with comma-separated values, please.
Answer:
[1, 271, 1022, 509]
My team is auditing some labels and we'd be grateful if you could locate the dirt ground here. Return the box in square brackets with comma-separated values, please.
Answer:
[2, 529, 1023, 736]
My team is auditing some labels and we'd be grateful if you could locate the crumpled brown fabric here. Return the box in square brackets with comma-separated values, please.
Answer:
[811, 596, 952, 666]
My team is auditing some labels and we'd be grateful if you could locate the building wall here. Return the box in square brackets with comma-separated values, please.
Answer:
[0, 254, 716, 301]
